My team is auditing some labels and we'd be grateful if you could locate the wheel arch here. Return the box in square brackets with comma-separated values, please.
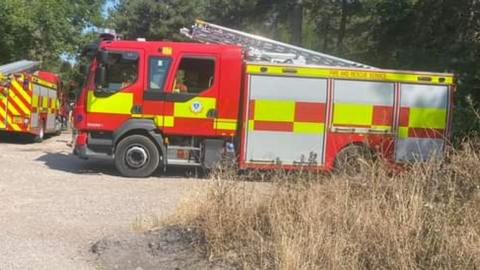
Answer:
[113, 119, 167, 166]
[333, 141, 377, 165]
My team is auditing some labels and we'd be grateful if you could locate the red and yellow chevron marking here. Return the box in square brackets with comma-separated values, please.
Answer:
[0, 77, 32, 133]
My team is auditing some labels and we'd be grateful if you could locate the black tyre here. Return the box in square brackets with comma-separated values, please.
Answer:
[34, 121, 45, 143]
[114, 135, 160, 178]
[334, 144, 375, 177]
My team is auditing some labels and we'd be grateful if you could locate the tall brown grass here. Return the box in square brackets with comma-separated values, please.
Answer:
[172, 141, 480, 269]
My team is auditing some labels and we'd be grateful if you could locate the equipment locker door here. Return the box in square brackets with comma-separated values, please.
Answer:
[0, 86, 8, 129]
[243, 75, 328, 166]
[395, 84, 449, 161]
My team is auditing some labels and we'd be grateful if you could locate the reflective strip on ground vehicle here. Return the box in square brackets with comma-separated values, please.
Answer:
[396, 84, 449, 161]
[331, 80, 395, 132]
[87, 91, 133, 115]
[245, 74, 328, 165]
[246, 64, 454, 85]
[31, 76, 57, 90]
[0, 78, 31, 132]
[215, 119, 237, 131]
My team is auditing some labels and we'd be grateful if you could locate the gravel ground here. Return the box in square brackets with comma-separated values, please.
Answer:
[0, 132, 205, 270]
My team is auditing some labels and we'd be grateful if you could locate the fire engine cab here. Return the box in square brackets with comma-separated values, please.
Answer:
[74, 21, 454, 177]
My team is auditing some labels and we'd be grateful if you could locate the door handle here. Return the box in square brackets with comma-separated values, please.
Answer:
[206, 109, 218, 118]
[131, 105, 143, 114]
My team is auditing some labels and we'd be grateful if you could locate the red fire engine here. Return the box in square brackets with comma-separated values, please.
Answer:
[73, 21, 454, 177]
[0, 60, 64, 141]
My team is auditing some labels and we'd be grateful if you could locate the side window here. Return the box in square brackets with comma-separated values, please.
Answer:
[148, 57, 171, 91]
[173, 57, 215, 94]
[104, 52, 138, 91]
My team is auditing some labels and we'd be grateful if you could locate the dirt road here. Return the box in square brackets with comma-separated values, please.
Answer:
[0, 132, 203, 270]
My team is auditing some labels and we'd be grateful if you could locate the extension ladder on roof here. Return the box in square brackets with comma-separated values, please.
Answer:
[180, 20, 374, 68]
[0, 60, 40, 81]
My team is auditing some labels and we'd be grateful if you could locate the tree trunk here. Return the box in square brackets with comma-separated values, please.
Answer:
[337, 0, 348, 54]
[290, 0, 304, 46]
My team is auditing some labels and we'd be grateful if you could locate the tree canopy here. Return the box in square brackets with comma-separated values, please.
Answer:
[0, 0, 479, 134]
[0, 0, 105, 71]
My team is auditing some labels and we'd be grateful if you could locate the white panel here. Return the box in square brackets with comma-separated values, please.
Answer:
[30, 113, 38, 128]
[246, 131, 324, 165]
[400, 84, 448, 108]
[46, 114, 56, 130]
[48, 89, 57, 99]
[33, 85, 40, 96]
[40, 86, 49, 97]
[395, 138, 444, 161]
[250, 75, 327, 102]
[334, 80, 394, 106]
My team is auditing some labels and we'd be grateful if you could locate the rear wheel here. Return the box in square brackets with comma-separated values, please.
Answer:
[334, 144, 375, 177]
[114, 135, 160, 178]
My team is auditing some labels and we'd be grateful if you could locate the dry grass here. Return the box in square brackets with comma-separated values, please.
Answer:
[171, 141, 480, 270]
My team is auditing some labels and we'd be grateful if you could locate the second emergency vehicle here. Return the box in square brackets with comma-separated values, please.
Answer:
[0, 60, 64, 141]
[73, 21, 454, 177]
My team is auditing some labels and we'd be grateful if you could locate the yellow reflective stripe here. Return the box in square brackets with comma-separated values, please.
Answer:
[254, 100, 295, 122]
[333, 103, 373, 126]
[173, 97, 216, 119]
[0, 106, 7, 128]
[7, 98, 21, 116]
[164, 116, 174, 127]
[215, 119, 237, 130]
[293, 122, 325, 134]
[1, 108, 21, 131]
[8, 116, 21, 131]
[409, 108, 447, 129]
[246, 64, 454, 85]
[32, 95, 38, 108]
[132, 114, 155, 118]
[32, 77, 57, 90]
[11, 80, 31, 103]
[154, 115, 175, 127]
[399, 127, 409, 139]
[248, 120, 255, 131]
[87, 91, 133, 114]
[8, 89, 29, 115]
[42, 97, 48, 108]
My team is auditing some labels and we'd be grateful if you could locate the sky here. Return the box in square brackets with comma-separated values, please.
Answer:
[103, 0, 118, 17]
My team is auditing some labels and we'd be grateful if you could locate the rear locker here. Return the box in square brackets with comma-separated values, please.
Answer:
[395, 84, 449, 161]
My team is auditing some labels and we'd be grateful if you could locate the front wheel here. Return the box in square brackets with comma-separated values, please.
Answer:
[114, 135, 160, 178]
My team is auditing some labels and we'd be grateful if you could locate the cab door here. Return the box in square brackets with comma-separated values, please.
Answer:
[160, 53, 220, 136]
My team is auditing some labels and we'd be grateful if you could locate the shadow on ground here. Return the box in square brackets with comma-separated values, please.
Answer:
[35, 151, 206, 179]
[0, 131, 37, 145]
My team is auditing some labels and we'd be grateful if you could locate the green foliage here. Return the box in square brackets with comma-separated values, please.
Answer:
[109, 0, 205, 41]
[1, 0, 478, 134]
[0, 0, 105, 77]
